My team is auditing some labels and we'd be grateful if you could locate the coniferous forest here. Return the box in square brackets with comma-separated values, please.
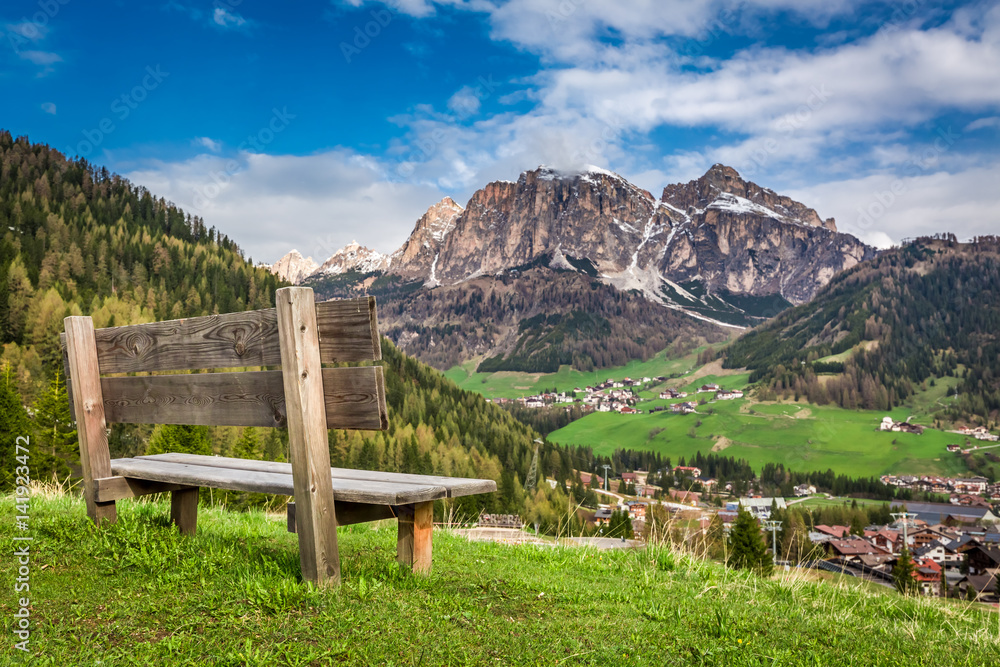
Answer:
[725, 236, 1000, 425]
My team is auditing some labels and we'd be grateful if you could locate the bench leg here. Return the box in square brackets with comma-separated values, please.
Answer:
[397, 501, 433, 574]
[170, 487, 199, 536]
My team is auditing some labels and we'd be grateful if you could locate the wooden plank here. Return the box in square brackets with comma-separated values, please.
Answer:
[101, 371, 288, 427]
[111, 458, 446, 504]
[141, 453, 497, 498]
[315, 297, 381, 362]
[63, 317, 117, 525]
[322, 366, 388, 431]
[60, 309, 281, 374]
[111, 458, 296, 495]
[277, 286, 341, 587]
[171, 487, 199, 536]
[57, 297, 380, 375]
[286, 501, 395, 532]
[92, 367, 386, 431]
[92, 475, 191, 502]
[61, 344, 76, 422]
[397, 501, 434, 574]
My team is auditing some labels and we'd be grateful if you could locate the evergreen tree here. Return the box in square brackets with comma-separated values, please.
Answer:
[727, 507, 773, 576]
[0, 363, 31, 487]
[146, 424, 212, 456]
[33, 368, 77, 463]
[893, 547, 918, 596]
[231, 427, 263, 460]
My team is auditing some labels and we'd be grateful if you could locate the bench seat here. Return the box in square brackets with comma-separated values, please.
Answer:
[104, 453, 496, 506]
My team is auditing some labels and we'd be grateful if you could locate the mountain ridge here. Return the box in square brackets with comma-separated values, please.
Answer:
[277, 165, 870, 307]
[276, 164, 875, 371]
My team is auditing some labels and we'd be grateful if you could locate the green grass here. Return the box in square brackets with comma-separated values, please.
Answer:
[787, 496, 895, 510]
[548, 397, 974, 478]
[442, 346, 710, 399]
[3, 492, 999, 666]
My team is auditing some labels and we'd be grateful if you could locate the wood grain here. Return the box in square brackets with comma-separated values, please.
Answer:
[321, 366, 388, 430]
[57, 296, 381, 375]
[63, 317, 117, 525]
[61, 309, 281, 374]
[315, 297, 381, 362]
[141, 453, 496, 498]
[397, 501, 434, 574]
[108, 459, 449, 503]
[92, 475, 190, 502]
[277, 286, 341, 587]
[100, 371, 288, 427]
[92, 366, 387, 431]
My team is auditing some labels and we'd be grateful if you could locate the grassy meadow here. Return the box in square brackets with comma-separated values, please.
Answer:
[2, 491, 999, 666]
[548, 392, 973, 478]
[442, 346, 710, 399]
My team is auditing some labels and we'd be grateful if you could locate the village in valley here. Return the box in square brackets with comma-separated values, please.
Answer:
[479, 372, 1000, 603]
[490, 375, 741, 415]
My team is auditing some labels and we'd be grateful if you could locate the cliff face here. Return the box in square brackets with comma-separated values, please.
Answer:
[388, 196, 464, 282]
[269, 250, 318, 284]
[387, 164, 872, 307]
[407, 168, 657, 283]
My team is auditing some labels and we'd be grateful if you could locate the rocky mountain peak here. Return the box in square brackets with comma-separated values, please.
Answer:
[388, 196, 465, 279]
[315, 241, 388, 277]
[270, 250, 318, 284]
[663, 164, 837, 231]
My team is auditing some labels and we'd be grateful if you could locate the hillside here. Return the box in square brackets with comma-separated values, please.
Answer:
[0, 134, 578, 530]
[724, 236, 1000, 424]
[3, 493, 997, 666]
[0, 131, 284, 385]
[290, 164, 873, 372]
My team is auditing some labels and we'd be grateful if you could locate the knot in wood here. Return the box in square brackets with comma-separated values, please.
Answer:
[123, 330, 154, 357]
[234, 340, 246, 356]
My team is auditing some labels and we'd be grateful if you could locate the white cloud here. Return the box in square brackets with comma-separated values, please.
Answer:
[41, 102, 56, 115]
[213, 7, 249, 30]
[786, 163, 1000, 247]
[19, 50, 62, 65]
[124, 149, 445, 264]
[447, 86, 482, 117]
[965, 116, 1000, 131]
[193, 136, 222, 152]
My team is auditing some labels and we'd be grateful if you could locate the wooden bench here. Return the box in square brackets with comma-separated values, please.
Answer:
[61, 286, 496, 587]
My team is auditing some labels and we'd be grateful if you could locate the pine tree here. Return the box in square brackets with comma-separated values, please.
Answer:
[231, 427, 263, 460]
[33, 368, 77, 463]
[146, 424, 212, 456]
[893, 547, 918, 595]
[727, 507, 773, 576]
[0, 362, 32, 487]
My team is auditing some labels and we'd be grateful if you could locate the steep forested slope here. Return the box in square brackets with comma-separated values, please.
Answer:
[725, 236, 1000, 423]
[0, 132, 283, 387]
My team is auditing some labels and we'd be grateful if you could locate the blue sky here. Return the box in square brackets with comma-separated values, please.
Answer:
[3, 0, 999, 263]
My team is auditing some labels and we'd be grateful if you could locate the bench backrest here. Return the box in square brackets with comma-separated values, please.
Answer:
[60, 293, 388, 431]
[61, 286, 387, 585]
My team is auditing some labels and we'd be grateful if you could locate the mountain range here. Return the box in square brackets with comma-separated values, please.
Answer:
[274, 165, 875, 372]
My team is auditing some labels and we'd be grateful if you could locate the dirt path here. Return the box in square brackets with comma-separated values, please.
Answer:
[711, 436, 732, 452]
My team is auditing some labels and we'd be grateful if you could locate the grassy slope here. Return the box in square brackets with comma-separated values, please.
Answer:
[3, 493, 998, 666]
[549, 372, 974, 478]
[443, 346, 710, 399]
